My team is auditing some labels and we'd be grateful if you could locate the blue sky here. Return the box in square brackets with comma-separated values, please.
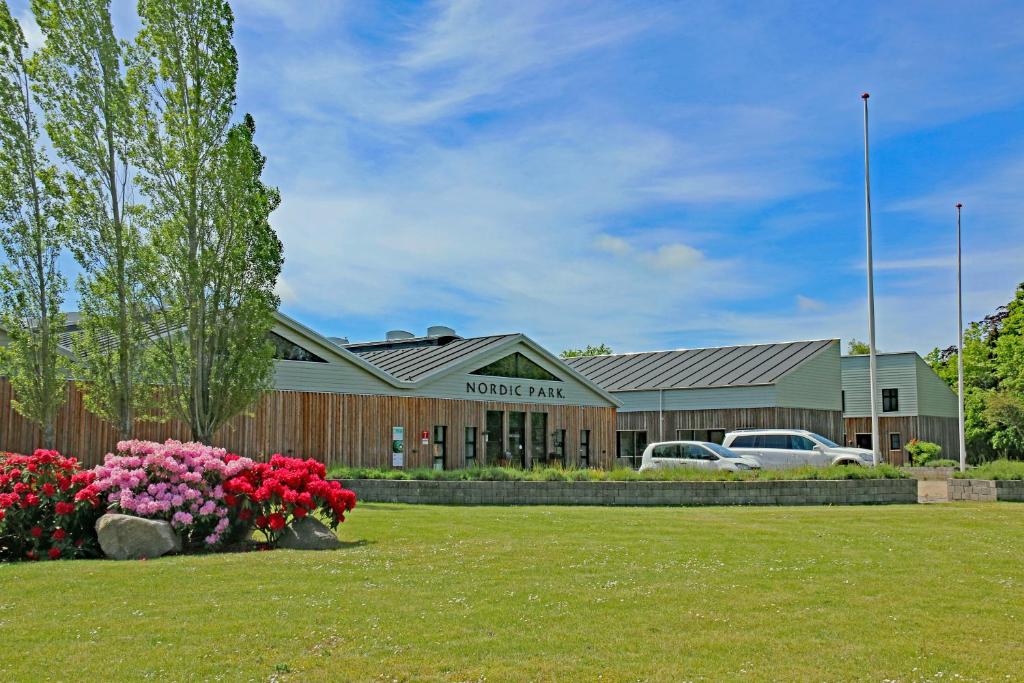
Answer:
[12, 1, 1024, 354]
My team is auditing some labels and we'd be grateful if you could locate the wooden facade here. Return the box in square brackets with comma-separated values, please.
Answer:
[843, 415, 959, 466]
[617, 407, 845, 444]
[0, 379, 617, 469]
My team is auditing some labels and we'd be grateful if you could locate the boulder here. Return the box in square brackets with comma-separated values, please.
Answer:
[277, 517, 342, 550]
[96, 513, 182, 560]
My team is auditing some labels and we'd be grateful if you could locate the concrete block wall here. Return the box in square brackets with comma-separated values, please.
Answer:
[949, 479, 1024, 502]
[338, 478, 918, 507]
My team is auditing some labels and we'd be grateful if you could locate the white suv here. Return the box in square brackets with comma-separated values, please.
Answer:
[722, 429, 875, 469]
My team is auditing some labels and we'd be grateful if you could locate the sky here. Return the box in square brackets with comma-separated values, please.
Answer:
[10, 0, 1024, 355]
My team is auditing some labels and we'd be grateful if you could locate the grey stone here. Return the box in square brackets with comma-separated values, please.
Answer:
[278, 517, 342, 551]
[96, 513, 181, 561]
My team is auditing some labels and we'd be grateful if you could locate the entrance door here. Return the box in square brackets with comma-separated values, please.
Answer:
[855, 433, 872, 450]
[579, 430, 591, 468]
[508, 411, 526, 468]
[530, 412, 547, 468]
[485, 411, 503, 465]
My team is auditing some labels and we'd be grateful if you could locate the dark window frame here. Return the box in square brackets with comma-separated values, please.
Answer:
[882, 388, 899, 412]
[616, 430, 648, 469]
[889, 432, 901, 451]
[432, 425, 447, 470]
[465, 426, 478, 465]
[471, 352, 561, 381]
[579, 429, 591, 468]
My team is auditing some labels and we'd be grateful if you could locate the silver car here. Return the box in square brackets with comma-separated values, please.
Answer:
[722, 429, 875, 469]
[639, 441, 762, 472]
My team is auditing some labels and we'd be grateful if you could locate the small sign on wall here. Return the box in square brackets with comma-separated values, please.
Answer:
[421, 430, 430, 445]
[391, 426, 404, 468]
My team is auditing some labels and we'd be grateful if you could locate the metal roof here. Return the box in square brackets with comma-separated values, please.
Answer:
[565, 339, 836, 391]
[347, 334, 519, 382]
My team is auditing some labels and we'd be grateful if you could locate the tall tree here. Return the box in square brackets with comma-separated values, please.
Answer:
[129, 0, 282, 443]
[846, 339, 870, 355]
[0, 3, 68, 448]
[30, 0, 158, 438]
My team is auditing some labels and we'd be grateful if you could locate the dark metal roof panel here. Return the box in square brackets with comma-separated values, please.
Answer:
[565, 340, 836, 391]
[349, 334, 518, 382]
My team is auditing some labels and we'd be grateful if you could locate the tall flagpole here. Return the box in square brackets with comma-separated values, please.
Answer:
[956, 203, 966, 472]
[862, 92, 880, 467]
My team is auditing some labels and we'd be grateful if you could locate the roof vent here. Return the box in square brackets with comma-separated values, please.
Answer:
[385, 329, 415, 341]
[427, 325, 456, 338]
[328, 336, 349, 346]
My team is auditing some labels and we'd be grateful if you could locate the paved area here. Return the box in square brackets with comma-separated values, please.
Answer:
[918, 479, 950, 503]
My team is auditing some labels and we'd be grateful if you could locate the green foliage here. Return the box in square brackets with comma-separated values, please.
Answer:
[922, 459, 959, 468]
[846, 338, 871, 355]
[129, 0, 282, 442]
[560, 343, 613, 359]
[905, 439, 942, 466]
[0, 4, 69, 447]
[928, 282, 1024, 462]
[328, 464, 908, 482]
[29, 0, 160, 436]
[953, 459, 1024, 480]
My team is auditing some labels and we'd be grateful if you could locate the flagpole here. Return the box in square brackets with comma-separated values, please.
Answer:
[956, 203, 966, 472]
[862, 93, 880, 466]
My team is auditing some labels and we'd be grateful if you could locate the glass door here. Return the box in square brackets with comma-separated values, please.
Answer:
[432, 426, 447, 470]
[508, 411, 526, 468]
[485, 411, 503, 464]
[530, 412, 548, 468]
[579, 430, 590, 468]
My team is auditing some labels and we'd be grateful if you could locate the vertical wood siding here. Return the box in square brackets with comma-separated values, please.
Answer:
[0, 379, 617, 469]
[617, 407, 844, 444]
[843, 415, 960, 465]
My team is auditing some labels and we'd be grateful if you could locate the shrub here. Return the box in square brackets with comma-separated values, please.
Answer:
[906, 440, 943, 466]
[78, 440, 256, 549]
[925, 459, 959, 468]
[224, 454, 356, 544]
[955, 459, 1024, 480]
[0, 449, 103, 561]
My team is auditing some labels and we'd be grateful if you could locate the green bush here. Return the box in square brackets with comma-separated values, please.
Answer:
[954, 459, 1024, 480]
[924, 459, 959, 468]
[906, 440, 943, 466]
[328, 464, 908, 482]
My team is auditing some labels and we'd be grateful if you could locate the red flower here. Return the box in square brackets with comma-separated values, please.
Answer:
[238, 508, 252, 521]
[41, 483, 56, 496]
[48, 547, 61, 560]
[25, 550, 37, 561]
[268, 513, 286, 530]
[292, 505, 308, 519]
[255, 515, 268, 529]
[55, 501, 75, 515]
[30, 526, 43, 538]
[224, 493, 237, 507]
[22, 493, 40, 508]
[0, 510, 5, 522]
[52, 528, 66, 541]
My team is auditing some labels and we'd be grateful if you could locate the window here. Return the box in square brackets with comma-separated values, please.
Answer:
[855, 433, 872, 450]
[882, 388, 899, 412]
[731, 435, 757, 448]
[552, 429, 566, 464]
[674, 428, 725, 444]
[789, 435, 816, 451]
[762, 434, 789, 449]
[579, 430, 591, 468]
[485, 411, 503, 464]
[530, 412, 548, 466]
[841, 391, 845, 412]
[616, 430, 648, 469]
[432, 426, 447, 470]
[465, 427, 478, 466]
[889, 432, 901, 451]
[653, 443, 681, 459]
[508, 412, 526, 468]
[683, 444, 715, 460]
[471, 352, 561, 381]
[268, 332, 326, 362]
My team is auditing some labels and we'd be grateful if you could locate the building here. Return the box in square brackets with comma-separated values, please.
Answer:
[0, 312, 620, 468]
[566, 339, 844, 467]
[840, 352, 959, 464]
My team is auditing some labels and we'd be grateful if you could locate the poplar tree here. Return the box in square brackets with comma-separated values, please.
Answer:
[30, 0, 158, 438]
[129, 0, 283, 443]
[0, 3, 68, 448]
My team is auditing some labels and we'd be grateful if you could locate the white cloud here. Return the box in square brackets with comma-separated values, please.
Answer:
[594, 235, 631, 256]
[796, 295, 826, 312]
[649, 243, 703, 270]
[16, 9, 43, 52]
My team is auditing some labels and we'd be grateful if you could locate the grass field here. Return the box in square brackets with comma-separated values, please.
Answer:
[3, 503, 1023, 681]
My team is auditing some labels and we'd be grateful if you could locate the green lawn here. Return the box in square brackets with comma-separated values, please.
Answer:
[3, 503, 1023, 682]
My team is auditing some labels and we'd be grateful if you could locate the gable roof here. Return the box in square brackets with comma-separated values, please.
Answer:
[566, 339, 837, 392]
[348, 332, 621, 405]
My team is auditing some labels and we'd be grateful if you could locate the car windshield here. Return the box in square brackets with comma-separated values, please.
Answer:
[704, 442, 743, 458]
[808, 433, 840, 448]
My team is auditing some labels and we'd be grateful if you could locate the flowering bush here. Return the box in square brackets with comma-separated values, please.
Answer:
[224, 454, 356, 543]
[77, 440, 256, 549]
[0, 449, 103, 561]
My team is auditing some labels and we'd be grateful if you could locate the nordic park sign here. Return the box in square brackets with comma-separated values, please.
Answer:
[466, 381, 565, 399]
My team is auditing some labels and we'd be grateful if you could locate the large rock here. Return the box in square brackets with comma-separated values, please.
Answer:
[277, 517, 342, 550]
[96, 513, 182, 560]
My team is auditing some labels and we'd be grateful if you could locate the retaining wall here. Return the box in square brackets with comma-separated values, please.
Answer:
[902, 467, 956, 481]
[949, 479, 1024, 502]
[338, 478, 918, 506]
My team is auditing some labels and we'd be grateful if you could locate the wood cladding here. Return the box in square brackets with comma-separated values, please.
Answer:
[843, 415, 959, 466]
[617, 407, 845, 444]
[0, 379, 617, 469]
